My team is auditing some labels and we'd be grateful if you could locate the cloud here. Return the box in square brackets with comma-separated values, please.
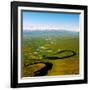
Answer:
[23, 23, 79, 32]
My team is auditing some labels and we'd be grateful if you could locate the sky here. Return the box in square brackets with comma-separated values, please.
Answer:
[22, 11, 80, 32]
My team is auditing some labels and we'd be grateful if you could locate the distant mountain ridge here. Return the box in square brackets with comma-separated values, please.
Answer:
[23, 30, 79, 37]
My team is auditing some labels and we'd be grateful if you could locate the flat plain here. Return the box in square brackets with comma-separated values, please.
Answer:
[22, 30, 79, 77]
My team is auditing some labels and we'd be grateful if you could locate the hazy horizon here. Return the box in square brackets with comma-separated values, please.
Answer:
[23, 29, 79, 32]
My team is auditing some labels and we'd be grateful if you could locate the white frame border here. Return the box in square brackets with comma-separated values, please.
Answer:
[18, 6, 84, 83]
